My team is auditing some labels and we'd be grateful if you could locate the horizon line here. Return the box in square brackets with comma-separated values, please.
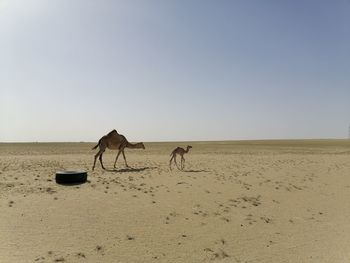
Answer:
[0, 137, 348, 144]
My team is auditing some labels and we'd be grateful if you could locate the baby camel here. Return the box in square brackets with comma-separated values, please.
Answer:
[169, 145, 192, 170]
[92, 129, 145, 170]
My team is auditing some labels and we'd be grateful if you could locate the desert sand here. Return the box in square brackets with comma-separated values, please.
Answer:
[0, 140, 350, 262]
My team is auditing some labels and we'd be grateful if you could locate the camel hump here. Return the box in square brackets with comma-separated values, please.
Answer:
[172, 147, 180, 153]
[107, 129, 118, 136]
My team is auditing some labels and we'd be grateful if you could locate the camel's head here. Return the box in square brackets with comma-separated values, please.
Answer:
[187, 145, 192, 149]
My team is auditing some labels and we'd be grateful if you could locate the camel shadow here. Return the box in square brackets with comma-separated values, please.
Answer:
[182, 169, 208, 173]
[105, 167, 157, 173]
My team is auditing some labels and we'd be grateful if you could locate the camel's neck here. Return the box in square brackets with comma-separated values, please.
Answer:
[185, 147, 191, 153]
[127, 142, 143, 149]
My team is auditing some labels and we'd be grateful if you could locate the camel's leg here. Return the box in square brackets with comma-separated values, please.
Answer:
[93, 149, 104, 170]
[169, 154, 175, 170]
[99, 152, 106, 170]
[174, 156, 180, 170]
[114, 150, 122, 168]
[122, 150, 129, 167]
[92, 154, 98, 171]
[181, 156, 185, 170]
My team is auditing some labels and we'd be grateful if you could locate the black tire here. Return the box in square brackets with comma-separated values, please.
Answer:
[55, 170, 87, 185]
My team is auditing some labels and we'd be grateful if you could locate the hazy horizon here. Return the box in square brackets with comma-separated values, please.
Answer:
[1, 138, 349, 144]
[1, 1, 349, 142]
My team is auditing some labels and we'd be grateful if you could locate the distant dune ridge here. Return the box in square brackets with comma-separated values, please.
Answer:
[0, 140, 350, 262]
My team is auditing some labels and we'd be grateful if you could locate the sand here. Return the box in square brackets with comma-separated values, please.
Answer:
[0, 140, 350, 262]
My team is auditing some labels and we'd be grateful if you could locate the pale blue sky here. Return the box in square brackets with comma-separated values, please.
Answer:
[1, 0, 349, 142]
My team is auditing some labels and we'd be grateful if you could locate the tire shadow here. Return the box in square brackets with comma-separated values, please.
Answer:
[56, 181, 87, 186]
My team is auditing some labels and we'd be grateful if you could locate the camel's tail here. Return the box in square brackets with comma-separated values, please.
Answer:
[92, 139, 101, 150]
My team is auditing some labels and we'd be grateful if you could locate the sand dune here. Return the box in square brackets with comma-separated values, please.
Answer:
[0, 140, 350, 262]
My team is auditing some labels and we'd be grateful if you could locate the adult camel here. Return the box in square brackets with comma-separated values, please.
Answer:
[92, 130, 145, 170]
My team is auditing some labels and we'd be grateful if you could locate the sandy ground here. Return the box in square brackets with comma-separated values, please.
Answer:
[0, 140, 350, 263]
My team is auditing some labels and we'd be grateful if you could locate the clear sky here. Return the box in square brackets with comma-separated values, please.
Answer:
[1, 0, 349, 142]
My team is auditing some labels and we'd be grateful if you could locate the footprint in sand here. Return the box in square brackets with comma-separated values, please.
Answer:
[245, 214, 257, 225]
[54, 257, 65, 262]
[164, 211, 179, 224]
[220, 217, 230, 222]
[266, 240, 275, 247]
[214, 238, 226, 245]
[260, 216, 272, 224]
[126, 235, 135, 240]
[204, 248, 230, 261]
[46, 187, 56, 194]
[95, 245, 105, 255]
[44, 251, 67, 262]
